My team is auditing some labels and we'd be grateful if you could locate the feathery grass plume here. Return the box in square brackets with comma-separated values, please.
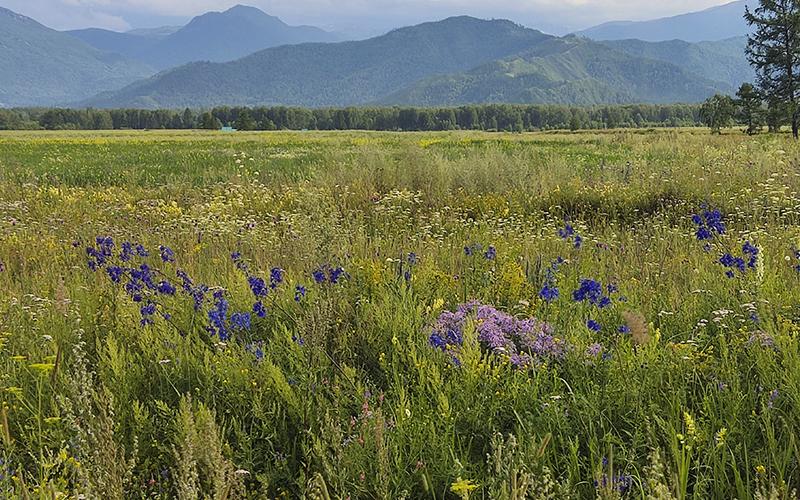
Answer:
[306, 473, 332, 500]
[172, 396, 243, 500]
[622, 310, 651, 346]
[486, 433, 565, 499]
[58, 336, 136, 499]
[754, 476, 796, 500]
[644, 449, 676, 500]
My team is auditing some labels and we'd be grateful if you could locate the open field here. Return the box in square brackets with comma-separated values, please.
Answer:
[1, 129, 800, 498]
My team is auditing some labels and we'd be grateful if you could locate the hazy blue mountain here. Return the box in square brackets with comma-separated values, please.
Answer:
[381, 36, 729, 106]
[82, 16, 554, 108]
[125, 26, 181, 39]
[82, 17, 739, 109]
[600, 37, 753, 88]
[66, 28, 159, 60]
[0, 7, 154, 107]
[66, 6, 340, 70]
[576, 1, 754, 42]
[140, 5, 341, 69]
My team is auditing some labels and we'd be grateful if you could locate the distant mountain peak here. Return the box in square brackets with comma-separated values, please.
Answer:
[0, 5, 153, 106]
[576, 0, 754, 42]
[0, 6, 41, 25]
[224, 4, 271, 16]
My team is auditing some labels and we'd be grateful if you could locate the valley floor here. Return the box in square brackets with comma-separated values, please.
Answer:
[0, 129, 799, 498]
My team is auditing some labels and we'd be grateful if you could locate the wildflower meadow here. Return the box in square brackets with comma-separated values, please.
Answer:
[1, 129, 800, 498]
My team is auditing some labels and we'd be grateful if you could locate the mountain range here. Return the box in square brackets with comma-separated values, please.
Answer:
[576, 0, 754, 42]
[83, 17, 748, 109]
[0, 7, 152, 107]
[67, 5, 340, 70]
[0, 3, 757, 109]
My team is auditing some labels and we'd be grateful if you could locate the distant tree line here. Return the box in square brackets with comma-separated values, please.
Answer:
[0, 104, 706, 132]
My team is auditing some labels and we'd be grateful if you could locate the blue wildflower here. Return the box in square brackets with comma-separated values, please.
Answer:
[135, 244, 148, 257]
[595, 475, 632, 494]
[120, 241, 134, 262]
[742, 241, 759, 268]
[693, 207, 726, 241]
[587, 319, 602, 332]
[208, 293, 230, 340]
[407, 252, 418, 265]
[106, 266, 124, 283]
[95, 236, 114, 254]
[573, 279, 608, 307]
[312, 268, 327, 284]
[270, 267, 284, 289]
[329, 266, 347, 284]
[125, 280, 144, 302]
[586, 343, 604, 356]
[618, 325, 630, 334]
[539, 283, 559, 303]
[157, 280, 176, 296]
[294, 285, 306, 302]
[131, 263, 156, 289]
[720, 252, 747, 276]
[558, 224, 575, 239]
[231, 251, 248, 272]
[558, 223, 583, 248]
[429, 332, 447, 349]
[484, 246, 497, 260]
[248, 276, 268, 298]
[140, 302, 156, 326]
[159, 245, 175, 263]
[230, 312, 251, 331]
[464, 243, 483, 257]
[253, 301, 267, 318]
[247, 341, 265, 361]
[768, 388, 779, 408]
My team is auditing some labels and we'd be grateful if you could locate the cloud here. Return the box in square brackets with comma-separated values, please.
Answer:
[2, 0, 131, 30]
[1, 0, 738, 33]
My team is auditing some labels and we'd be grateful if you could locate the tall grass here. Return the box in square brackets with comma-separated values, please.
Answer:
[0, 129, 799, 498]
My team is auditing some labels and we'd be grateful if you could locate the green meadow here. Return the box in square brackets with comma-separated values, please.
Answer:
[1, 129, 800, 498]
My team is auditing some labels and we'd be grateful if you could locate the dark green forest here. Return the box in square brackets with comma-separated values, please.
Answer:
[0, 104, 704, 132]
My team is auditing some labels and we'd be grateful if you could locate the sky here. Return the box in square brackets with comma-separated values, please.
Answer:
[0, 0, 739, 36]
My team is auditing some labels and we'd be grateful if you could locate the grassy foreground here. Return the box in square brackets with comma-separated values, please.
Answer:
[1, 129, 800, 498]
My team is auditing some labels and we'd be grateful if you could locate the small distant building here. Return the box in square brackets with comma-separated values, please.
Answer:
[221, 126, 237, 132]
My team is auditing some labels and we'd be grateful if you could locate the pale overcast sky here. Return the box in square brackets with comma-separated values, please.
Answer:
[0, 0, 739, 36]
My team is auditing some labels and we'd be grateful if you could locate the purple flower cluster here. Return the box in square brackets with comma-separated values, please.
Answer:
[720, 241, 758, 278]
[85, 237, 263, 339]
[312, 264, 348, 284]
[747, 331, 775, 349]
[572, 279, 615, 309]
[397, 252, 418, 282]
[558, 223, 583, 249]
[428, 302, 566, 368]
[692, 207, 726, 241]
[539, 257, 564, 303]
[464, 243, 497, 260]
[587, 319, 602, 332]
[594, 474, 632, 494]
[177, 269, 208, 312]
[85, 237, 182, 324]
[231, 252, 295, 320]
[246, 341, 266, 361]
